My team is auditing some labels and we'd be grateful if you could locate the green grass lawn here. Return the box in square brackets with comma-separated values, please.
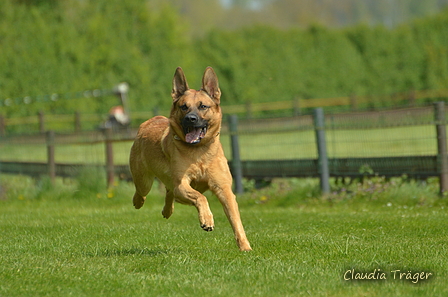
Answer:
[1, 175, 447, 296]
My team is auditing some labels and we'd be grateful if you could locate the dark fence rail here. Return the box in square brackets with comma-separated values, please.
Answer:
[2, 87, 448, 136]
[239, 156, 438, 179]
[0, 161, 129, 179]
[0, 155, 438, 182]
[1, 103, 447, 194]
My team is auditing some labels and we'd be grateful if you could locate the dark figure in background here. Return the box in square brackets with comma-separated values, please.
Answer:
[104, 105, 130, 131]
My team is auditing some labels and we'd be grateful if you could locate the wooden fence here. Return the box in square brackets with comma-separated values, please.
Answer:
[1, 88, 448, 136]
[1, 103, 448, 194]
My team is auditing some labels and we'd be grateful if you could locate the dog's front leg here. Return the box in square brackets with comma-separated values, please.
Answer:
[211, 184, 252, 251]
[174, 180, 214, 231]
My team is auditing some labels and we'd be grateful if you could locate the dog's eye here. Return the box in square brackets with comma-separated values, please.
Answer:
[199, 104, 209, 110]
[179, 104, 188, 111]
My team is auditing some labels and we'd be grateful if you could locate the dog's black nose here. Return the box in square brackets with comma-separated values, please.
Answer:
[184, 114, 198, 124]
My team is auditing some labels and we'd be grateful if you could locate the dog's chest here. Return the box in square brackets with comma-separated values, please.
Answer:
[185, 161, 209, 182]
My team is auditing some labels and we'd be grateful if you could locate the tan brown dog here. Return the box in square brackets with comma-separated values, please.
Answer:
[129, 67, 252, 251]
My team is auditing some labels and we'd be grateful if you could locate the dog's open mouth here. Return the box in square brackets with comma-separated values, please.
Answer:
[184, 126, 207, 144]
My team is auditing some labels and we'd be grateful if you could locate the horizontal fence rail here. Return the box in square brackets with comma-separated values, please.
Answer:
[0, 155, 438, 182]
[146, 88, 448, 118]
[2, 88, 448, 136]
[1, 103, 448, 194]
[238, 156, 438, 179]
[0, 161, 130, 180]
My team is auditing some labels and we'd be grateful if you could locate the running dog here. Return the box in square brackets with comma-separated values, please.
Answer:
[129, 67, 252, 251]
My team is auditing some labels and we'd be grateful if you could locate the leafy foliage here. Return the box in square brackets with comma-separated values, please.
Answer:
[0, 0, 192, 116]
[1, 0, 448, 117]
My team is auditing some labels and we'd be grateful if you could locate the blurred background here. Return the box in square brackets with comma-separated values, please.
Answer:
[1, 0, 448, 187]
[1, 0, 448, 120]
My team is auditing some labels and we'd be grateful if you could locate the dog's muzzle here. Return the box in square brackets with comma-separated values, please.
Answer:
[181, 113, 208, 144]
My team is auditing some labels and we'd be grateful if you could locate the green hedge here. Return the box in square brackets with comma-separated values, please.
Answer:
[0, 0, 447, 117]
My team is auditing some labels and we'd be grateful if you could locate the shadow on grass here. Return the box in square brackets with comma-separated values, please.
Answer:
[83, 247, 169, 258]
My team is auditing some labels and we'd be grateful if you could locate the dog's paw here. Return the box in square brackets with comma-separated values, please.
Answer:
[199, 212, 214, 231]
[161, 207, 173, 219]
[201, 224, 214, 232]
[133, 194, 146, 209]
[238, 242, 252, 251]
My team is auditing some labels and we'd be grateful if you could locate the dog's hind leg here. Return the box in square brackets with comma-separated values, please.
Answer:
[162, 188, 174, 219]
[132, 173, 155, 209]
[133, 192, 147, 209]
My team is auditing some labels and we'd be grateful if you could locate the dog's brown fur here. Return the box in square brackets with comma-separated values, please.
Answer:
[129, 67, 252, 251]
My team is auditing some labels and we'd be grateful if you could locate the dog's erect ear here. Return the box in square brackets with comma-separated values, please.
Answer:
[171, 67, 189, 101]
[202, 67, 221, 103]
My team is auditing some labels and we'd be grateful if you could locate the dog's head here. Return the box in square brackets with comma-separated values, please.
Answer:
[170, 67, 222, 145]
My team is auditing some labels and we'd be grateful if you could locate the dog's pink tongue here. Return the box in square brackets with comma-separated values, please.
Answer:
[185, 128, 201, 143]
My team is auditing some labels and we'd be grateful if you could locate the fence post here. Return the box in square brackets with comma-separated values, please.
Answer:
[228, 115, 244, 194]
[293, 98, 301, 117]
[46, 130, 56, 184]
[408, 89, 416, 107]
[0, 115, 5, 136]
[74, 111, 81, 133]
[153, 106, 159, 117]
[38, 111, 45, 133]
[104, 128, 115, 189]
[350, 94, 358, 111]
[434, 101, 448, 195]
[245, 101, 252, 119]
[313, 108, 330, 194]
